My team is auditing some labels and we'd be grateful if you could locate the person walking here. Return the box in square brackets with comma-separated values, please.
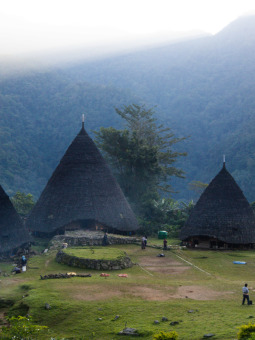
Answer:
[242, 283, 250, 305]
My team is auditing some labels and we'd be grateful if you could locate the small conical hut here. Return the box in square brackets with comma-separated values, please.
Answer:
[180, 162, 255, 249]
[0, 185, 30, 255]
[27, 122, 139, 235]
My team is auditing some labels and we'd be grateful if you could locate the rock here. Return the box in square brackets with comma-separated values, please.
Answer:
[154, 320, 160, 324]
[203, 334, 215, 338]
[118, 328, 138, 336]
[161, 317, 168, 321]
[97, 318, 102, 321]
[188, 310, 194, 313]
[170, 321, 179, 325]
[45, 303, 51, 310]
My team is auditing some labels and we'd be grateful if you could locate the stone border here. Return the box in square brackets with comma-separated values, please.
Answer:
[50, 231, 140, 249]
[56, 250, 133, 271]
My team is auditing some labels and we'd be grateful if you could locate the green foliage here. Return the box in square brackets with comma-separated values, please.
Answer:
[11, 191, 35, 216]
[237, 323, 255, 339]
[138, 198, 194, 236]
[0, 316, 48, 339]
[95, 104, 186, 215]
[153, 331, 179, 340]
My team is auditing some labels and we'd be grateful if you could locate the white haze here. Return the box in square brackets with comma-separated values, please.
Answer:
[0, 0, 255, 70]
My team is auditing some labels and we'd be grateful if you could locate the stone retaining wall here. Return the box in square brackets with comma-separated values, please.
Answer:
[50, 231, 139, 249]
[56, 250, 133, 270]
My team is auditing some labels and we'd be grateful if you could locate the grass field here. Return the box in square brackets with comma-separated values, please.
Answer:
[1, 238, 255, 339]
[63, 247, 126, 260]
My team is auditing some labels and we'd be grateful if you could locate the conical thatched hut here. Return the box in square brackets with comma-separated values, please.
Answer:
[180, 162, 255, 249]
[0, 185, 30, 255]
[27, 122, 139, 235]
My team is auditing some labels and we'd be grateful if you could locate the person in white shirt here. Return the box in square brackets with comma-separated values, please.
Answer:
[242, 283, 250, 305]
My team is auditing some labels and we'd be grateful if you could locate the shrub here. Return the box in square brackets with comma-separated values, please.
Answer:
[0, 316, 48, 339]
[237, 323, 255, 339]
[153, 330, 179, 340]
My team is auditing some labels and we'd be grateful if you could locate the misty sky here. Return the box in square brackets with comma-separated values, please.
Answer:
[1, 0, 255, 56]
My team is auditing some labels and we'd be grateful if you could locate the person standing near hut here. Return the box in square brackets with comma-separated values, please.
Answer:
[242, 283, 250, 305]
[141, 236, 146, 249]
[102, 232, 108, 246]
[144, 235, 147, 247]
[21, 255, 27, 272]
[163, 238, 168, 250]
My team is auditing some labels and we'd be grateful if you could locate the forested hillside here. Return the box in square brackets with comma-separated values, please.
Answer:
[1, 15, 255, 201]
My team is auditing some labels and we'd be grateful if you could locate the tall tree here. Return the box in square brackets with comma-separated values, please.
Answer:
[95, 104, 186, 215]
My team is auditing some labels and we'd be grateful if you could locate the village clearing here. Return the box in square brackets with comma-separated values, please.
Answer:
[1, 241, 255, 339]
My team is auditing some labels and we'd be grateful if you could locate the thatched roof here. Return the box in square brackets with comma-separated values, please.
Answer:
[27, 123, 139, 233]
[0, 185, 30, 254]
[180, 163, 255, 244]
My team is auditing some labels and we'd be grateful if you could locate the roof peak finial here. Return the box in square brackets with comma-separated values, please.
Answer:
[223, 154, 226, 168]
[82, 114, 85, 129]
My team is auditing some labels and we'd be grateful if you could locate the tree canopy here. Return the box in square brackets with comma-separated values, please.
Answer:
[95, 104, 187, 215]
[11, 191, 35, 217]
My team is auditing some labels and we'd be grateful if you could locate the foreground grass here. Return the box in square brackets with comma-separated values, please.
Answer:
[1, 244, 255, 339]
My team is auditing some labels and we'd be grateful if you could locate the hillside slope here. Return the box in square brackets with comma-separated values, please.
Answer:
[1, 15, 255, 200]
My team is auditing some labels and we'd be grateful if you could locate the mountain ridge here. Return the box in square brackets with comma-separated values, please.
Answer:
[0, 15, 255, 201]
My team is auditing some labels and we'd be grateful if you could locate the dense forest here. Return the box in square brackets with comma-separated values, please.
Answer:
[0, 15, 255, 201]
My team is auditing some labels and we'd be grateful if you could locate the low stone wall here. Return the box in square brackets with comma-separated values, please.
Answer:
[50, 231, 139, 249]
[56, 250, 133, 270]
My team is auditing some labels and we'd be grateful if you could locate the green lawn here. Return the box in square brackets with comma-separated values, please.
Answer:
[1, 244, 255, 339]
[63, 246, 126, 260]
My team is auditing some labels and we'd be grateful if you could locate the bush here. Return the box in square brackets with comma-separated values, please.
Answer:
[0, 316, 47, 339]
[237, 323, 255, 339]
[153, 330, 179, 340]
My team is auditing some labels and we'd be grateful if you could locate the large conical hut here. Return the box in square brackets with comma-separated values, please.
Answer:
[180, 162, 255, 249]
[27, 121, 139, 235]
[0, 185, 30, 255]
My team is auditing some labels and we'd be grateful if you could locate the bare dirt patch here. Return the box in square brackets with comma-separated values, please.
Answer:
[71, 284, 123, 301]
[144, 266, 190, 274]
[139, 256, 182, 267]
[138, 255, 190, 274]
[70, 283, 230, 301]
[130, 285, 175, 301]
[172, 285, 233, 300]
